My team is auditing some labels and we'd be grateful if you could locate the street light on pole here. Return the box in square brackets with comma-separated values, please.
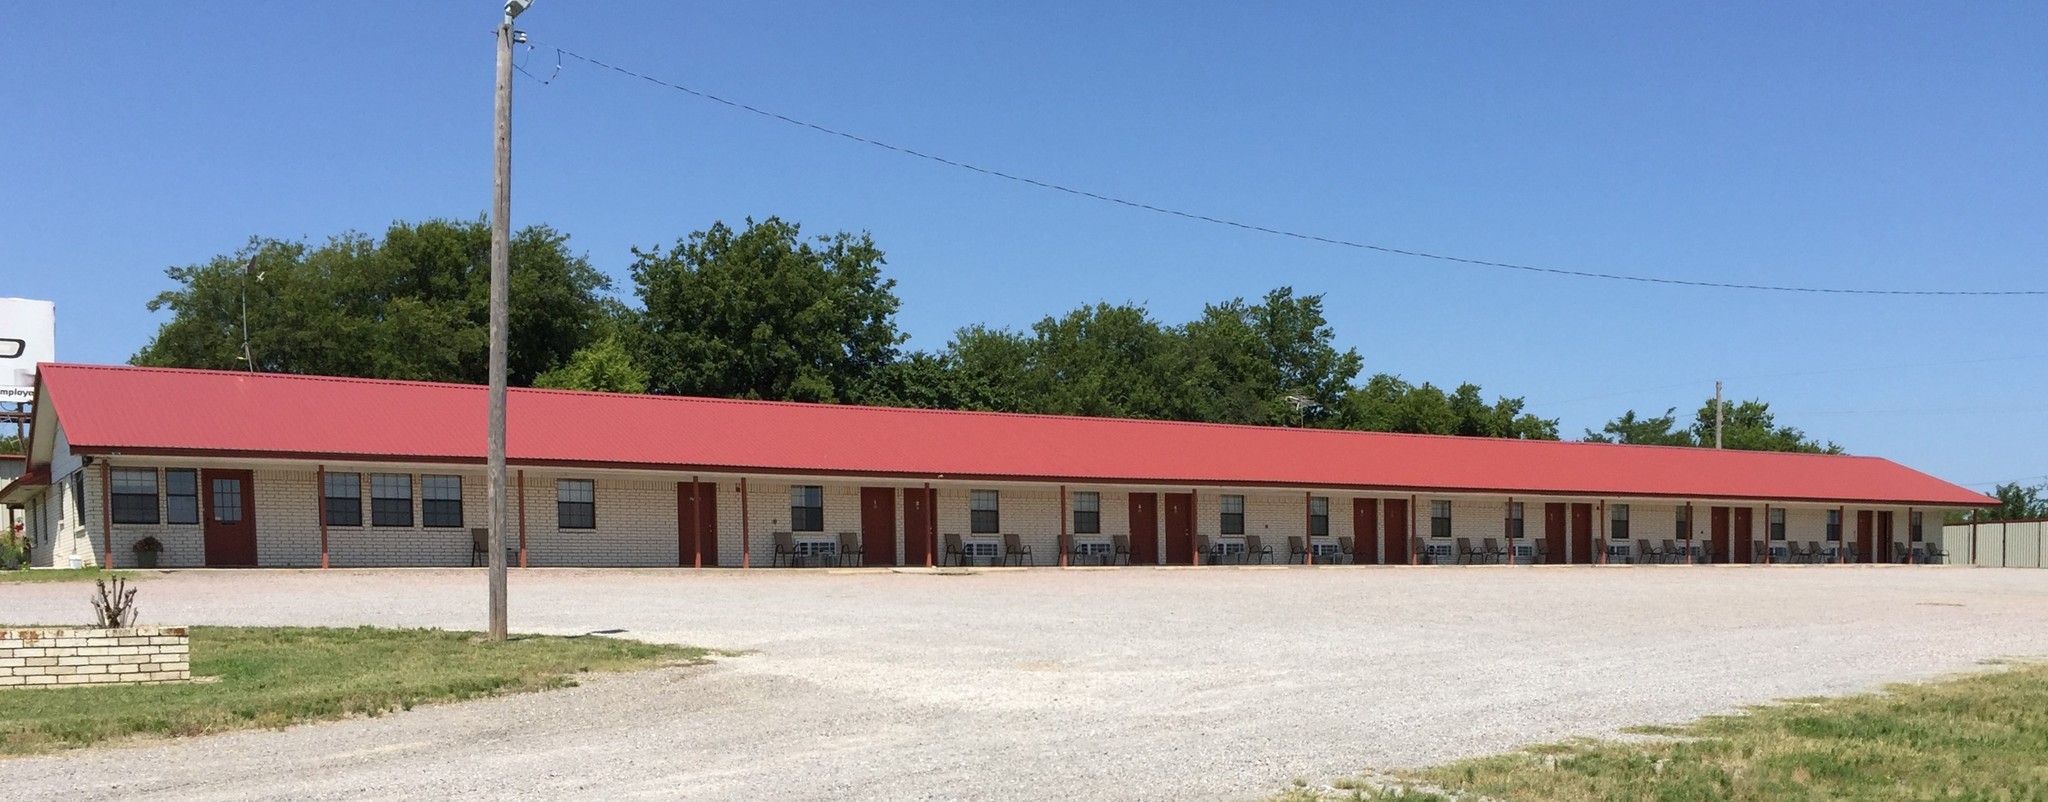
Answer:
[487, 0, 531, 642]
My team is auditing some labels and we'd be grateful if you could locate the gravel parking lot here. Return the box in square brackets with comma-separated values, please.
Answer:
[6, 565, 2048, 801]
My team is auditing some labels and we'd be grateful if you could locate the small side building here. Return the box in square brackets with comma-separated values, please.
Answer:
[0, 364, 1993, 570]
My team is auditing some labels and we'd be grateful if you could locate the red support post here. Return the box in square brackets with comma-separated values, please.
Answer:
[317, 464, 330, 569]
[1059, 485, 1069, 568]
[924, 482, 934, 568]
[1762, 503, 1771, 565]
[691, 474, 703, 569]
[741, 477, 751, 569]
[1304, 491, 1314, 566]
[1838, 505, 1847, 564]
[516, 468, 527, 568]
[99, 460, 113, 569]
[1409, 494, 1418, 566]
[1506, 496, 1516, 566]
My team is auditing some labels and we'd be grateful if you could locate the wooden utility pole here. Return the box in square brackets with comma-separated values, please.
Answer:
[1713, 380, 1724, 449]
[487, 1, 530, 642]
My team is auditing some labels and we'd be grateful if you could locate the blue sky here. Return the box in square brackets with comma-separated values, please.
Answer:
[3, 2, 2043, 489]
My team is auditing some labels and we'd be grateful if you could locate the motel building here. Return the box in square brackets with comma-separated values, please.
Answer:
[0, 364, 1994, 571]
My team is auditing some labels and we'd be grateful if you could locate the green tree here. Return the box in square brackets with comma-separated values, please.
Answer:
[0, 434, 19, 455]
[1159, 289, 1361, 425]
[533, 335, 648, 394]
[631, 218, 902, 402]
[1972, 482, 2048, 522]
[1021, 303, 1175, 419]
[132, 219, 611, 385]
[1583, 408, 1696, 446]
[1338, 375, 1557, 439]
[1692, 398, 1842, 453]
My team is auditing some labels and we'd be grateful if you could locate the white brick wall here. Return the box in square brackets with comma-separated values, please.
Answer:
[0, 626, 191, 687]
[17, 454, 1947, 570]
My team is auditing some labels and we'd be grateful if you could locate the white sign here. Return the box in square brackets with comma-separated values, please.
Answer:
[0, 298, 56, 403]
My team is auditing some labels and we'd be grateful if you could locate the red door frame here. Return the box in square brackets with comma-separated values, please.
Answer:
[1709, 506, 1731, 563]
[1128, 493, 1159, 565]
[1569, 503, 1594, 564]
[1855, 510, 1875, 563]
[201, 469, 257, 567]
[1383, 498, 1410, 565]
[1733, 507, 1755, 563]
[1163, 492, 1195, 565]
[1353, 498, 1380, 564]
[902, 488, 934, 567]
[860, 487, 897, 566]
[676, 481, 719, 567]
[1542, 503, 1566, 564]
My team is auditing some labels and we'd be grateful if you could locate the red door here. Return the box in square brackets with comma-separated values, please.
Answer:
[201, 469, 257, 567]
[1875, 511, 1894, 563]
[1163, 492, 1195, 565]
[676, 481, 719, 567]
[1543, 503, 1566, 564]
[1569, 503, 1594, 564]
[1855, 510, 1874, 563]
[1383, 498, 1410, 564]
[1128, 493, 1159, 565]
[1709, 506, 1731, 563]
[1353, 498, 1379, 564]
[860, 487, 897, 566]
[1734, 507, 1755, 563]
[903, 488, 935, 567]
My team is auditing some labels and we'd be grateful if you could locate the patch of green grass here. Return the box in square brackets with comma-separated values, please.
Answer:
[0, 626, 706, 755]
[0, 568, 138, 584]
[1347, 662, 2048, 801]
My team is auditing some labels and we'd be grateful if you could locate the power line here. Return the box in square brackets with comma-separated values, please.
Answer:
[538, 44, 2047, 298]
[1538, 353, 2048, 408]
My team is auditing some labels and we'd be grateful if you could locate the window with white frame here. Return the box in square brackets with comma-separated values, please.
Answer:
[1072, 491, 1100, 534]
[1309, 497, 1329, 537]
[210, 476, 244, 523]
[790, 486, 824, 532]
[1769, 508, 1787, 540]
[1220, 495, 1245, 535]
[970, 490, 1000, 533]
[111, 468, 159, 525]
[1430, 500, 1451, 538]
[557, 479, 595, 529]
[1611, 504, 1630, 540]
[324, 472, 362, 527]
[1910, 511, 1924, 542]
[1507, 502, 1524, 538]
[166, 469, 199, 525]
[1826, 509, 1842, 541]
[421, 475, 463, 528]
[370, 474, 413, 527]
[1671, 506, 1687, 540]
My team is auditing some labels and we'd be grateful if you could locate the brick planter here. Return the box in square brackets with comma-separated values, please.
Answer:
[0, 626, 191, 687]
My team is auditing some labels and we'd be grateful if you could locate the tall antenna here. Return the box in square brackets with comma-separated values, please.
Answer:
[239, 255, 257, 373]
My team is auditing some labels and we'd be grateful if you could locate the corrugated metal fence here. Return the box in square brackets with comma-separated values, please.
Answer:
[1941, 521, 2048, 568]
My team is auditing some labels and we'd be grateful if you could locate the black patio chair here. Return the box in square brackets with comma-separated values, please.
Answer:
[943, 533, 967, 566]
[1337, 536, 1356, 564]
[772, 531, 801, 567]
[1243, 535, 1273, 564]
[1002, 534, 1033, 566]
[837, 532, 864, 567]
[1287, 536, 1310, 564]
[1112, 535, 1132, 566]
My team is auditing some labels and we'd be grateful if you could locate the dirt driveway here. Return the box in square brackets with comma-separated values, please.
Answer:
[5, 565, 2047, 801]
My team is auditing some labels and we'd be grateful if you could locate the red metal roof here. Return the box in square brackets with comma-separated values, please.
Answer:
[33, 363, 1993, 507]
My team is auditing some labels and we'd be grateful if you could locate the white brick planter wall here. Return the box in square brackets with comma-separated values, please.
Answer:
[0, 626, 191, 687]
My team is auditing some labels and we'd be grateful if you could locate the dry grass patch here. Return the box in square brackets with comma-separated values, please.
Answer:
[1289, 661, 2048, 801]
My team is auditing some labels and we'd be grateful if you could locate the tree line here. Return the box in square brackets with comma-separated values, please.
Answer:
[136, 215, 1851, 452]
